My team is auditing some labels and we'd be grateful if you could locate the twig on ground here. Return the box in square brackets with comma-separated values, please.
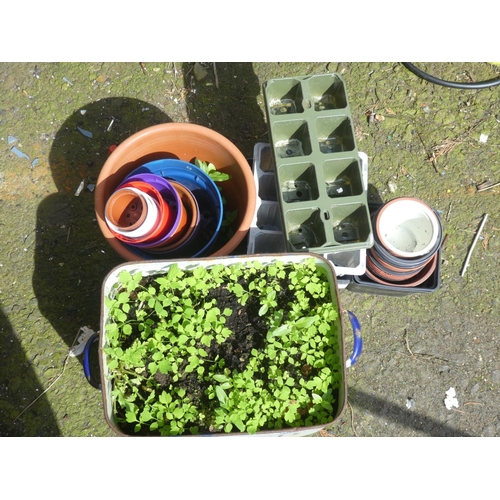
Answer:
[213, 63, 219, 89]
[404, 329, 414, 356]
[417, 131, 439, 173]
[347, 400, 358, 437]
[461, 213, 488, 277]
[432, 139, 462, 159]
[482, 232, 490, 251]
[402, 330, 450, 364]
[476, 180, 500, 192]
[446, 202, 453, 222]
[441, 233, 449, 249]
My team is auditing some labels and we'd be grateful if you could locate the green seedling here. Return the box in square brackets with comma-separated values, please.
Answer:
[193, 158, 238, 242]
[194, 158, 231, 183]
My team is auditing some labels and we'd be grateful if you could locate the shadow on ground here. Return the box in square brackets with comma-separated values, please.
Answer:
[11, 99, 173, 435]
[182, 62, 269, 255]
[348, 389, 471, 437]
[34, 98, 170, 352]
[0, 307, 59, 436]
[182, 62, 268, 160]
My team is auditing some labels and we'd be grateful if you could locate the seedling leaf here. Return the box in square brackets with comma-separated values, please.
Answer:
[216, 386, 228, 405]
[295, 316, 319, 330]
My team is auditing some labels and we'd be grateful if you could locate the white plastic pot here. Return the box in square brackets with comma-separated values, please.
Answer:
[374, 197, 441, 258]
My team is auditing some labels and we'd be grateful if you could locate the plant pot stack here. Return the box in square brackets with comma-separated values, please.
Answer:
[366, 197, 443, 287]
[94, 123, 257, 260]
[103, 159, 223, 259]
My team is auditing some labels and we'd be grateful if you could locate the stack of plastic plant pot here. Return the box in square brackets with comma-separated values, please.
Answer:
[103, 158, 223, 259]
[363, 197, 443, 289]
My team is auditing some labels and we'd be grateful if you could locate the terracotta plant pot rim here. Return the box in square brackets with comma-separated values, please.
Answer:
[371, 228, 441, 269]
[366, 252, 423, 282]
[365, 251, 438, 288]
[368, 246, 427, 274]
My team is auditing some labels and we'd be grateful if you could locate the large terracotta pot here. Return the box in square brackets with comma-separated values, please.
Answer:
[95, 123, 256, 260]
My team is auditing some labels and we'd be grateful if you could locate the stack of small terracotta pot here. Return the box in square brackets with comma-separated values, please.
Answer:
[103, 161, 220, 259]
[366, 197, 442, 287]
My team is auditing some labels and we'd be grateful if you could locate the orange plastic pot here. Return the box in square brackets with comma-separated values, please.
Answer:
[106, 187, 160, 240]
[119, 173, 187, 248]
[94, 123, 256, 261]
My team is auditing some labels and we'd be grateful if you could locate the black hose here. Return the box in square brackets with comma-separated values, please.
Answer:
[402, 62, 500, 89]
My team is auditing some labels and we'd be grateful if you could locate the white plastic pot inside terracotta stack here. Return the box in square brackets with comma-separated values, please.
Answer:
[367, 197, 442, 287]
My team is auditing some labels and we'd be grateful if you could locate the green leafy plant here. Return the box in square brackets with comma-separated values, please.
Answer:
[194, 157, 237, 240]
[103, 257, 343, 436]
[194, 158, 230, 183]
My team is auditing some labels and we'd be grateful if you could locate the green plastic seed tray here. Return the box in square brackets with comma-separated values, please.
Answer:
[263, 73, 373, 254]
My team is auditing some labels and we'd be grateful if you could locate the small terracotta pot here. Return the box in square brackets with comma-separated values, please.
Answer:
[371, 236, 437, 269]
[365, 252, 438, 288]
[104, 187, 147, 231]
[368, 246, 426, 274]
[94, 123, 256, 260]
[366, 252, 422, 282]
